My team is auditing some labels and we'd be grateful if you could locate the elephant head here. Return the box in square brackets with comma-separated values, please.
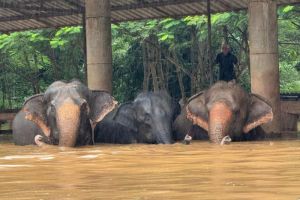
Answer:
[22, 80, 117, 147]
[132, 91, 177, 144]
[186, 81, 273, 144]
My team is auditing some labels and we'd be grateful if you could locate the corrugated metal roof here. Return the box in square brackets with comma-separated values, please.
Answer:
[0, 0, 299, 32]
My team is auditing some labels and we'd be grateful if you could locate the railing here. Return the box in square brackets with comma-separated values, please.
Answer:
[280, 93, 299, 101]
[280, 94, 299, 137]
[0, 109, 19, 133]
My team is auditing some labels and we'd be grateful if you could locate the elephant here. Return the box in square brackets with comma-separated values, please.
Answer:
[173, 107, 209, 141]
[94, 91, 180, 144]
[175, 81, 273, 144]
[12, 80, 117, 147]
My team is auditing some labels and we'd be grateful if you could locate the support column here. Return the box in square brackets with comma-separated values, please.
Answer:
[207, 0, 213, 85]
[248, 0, 281, 133]
[85, 0, 112, 93]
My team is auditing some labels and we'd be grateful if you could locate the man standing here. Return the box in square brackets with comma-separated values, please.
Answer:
[215, 43, 238, 81]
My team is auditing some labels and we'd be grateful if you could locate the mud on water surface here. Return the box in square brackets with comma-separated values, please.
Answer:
[0, 135, 300, 200]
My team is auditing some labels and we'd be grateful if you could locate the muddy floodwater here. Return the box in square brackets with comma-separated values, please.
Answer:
[0, 136, 300, 200]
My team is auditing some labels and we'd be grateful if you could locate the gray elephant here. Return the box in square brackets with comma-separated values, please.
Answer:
[94, 91, 180, 144]
[173, 107, 208, 141]
[175, 81, 273, 144]
[12, 80, 117, 147]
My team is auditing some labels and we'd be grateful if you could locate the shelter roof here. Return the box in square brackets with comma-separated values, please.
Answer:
[0, 0, 299, 32]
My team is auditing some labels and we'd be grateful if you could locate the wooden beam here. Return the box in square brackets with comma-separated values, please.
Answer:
[0, 2, 83, 13]
[217, 1, 233, 10]
[152, 7, 170, 16]
[63, 0, 84, 10]
[110, 0, 299, 12]
[0, 22, 81, 33]
[207, 0, 213, 85]
[5, 6, 53, 27]
[111, 7, 247, 23]
[0, 10, 82, 23]
[111, 0, 202, 11]
[0, 113, 16, 121]
[0, 0, 298, 32]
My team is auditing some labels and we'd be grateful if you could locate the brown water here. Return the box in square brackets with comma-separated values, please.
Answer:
[0, 136, 300, 200]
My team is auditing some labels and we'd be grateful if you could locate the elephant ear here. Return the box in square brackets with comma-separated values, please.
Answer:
[186, 91, 209, 131]
[88, 90, 117, 124]
[243, 94, 273, 133]
[171, 99, 181, 122]
[22, 94, 50, 137]
[113, 103, 138, 132]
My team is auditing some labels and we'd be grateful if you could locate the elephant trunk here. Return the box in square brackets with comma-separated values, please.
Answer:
[158, 132, 173, 144]
[153, 119, 173, 144]
[56, 101, 81, 147]
[208, 102, 232, 144]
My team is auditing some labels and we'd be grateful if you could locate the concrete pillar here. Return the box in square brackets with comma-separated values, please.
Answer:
[85, 0, 112, 93]
[248, 0, 281, 133]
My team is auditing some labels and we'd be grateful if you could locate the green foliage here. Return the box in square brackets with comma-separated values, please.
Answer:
[278, 5, 300, 67]
[0, 6, 299, 109]
[0, 27, 85, 109]
[280, 62, 300, 93]
[50, 26, 82, 48]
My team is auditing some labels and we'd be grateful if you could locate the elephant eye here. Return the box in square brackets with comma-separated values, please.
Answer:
[233, 109, 240, 115]
[144, 114, 151, 123]
[49, 102, 56, 112]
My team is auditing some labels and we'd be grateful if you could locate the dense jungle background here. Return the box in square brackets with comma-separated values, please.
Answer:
[0, 6, 299, 109]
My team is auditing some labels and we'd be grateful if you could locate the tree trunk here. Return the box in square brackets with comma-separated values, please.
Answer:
[143, 35, 163, 92]
[156, 46, 165, 90]
[49, 49, 60, 80]
[190, 26, 199, 94]
[4, 76, 12, 109]
[150, 62, 159, 92]
[207, 0, 213, 85]
[33, 52, 41, 93]
[222, 25, 229, 45]
[171, 51, 186, 102]
[2, 79, 6, 108]
[142, 42, 150, 91]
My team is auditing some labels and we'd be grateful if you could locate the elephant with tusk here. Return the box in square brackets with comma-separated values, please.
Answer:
[12, 80, 117, 147]
[174, 81, 273, 144]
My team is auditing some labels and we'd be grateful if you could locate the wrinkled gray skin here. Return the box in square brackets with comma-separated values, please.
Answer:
[173, 106, 265, 142]
[95, 91, 180, 144]
[176, 81, 273, 144]
[12, 80, 116, 147]
[173, 107, 208, 141]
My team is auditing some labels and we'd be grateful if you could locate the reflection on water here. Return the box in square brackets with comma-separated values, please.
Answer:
[0, 136, 300, 200]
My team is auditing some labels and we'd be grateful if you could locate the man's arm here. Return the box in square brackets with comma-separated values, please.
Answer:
[214, 53, 220, 65]
[232, 54, 238, 65]
[232, 54, 238, 79]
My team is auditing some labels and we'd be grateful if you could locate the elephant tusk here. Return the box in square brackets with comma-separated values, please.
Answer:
[90, 120, 96, 145]
[34, 135, 53, 148]
[34, 135, 46, 147]
[220, 135, 232, 145]
[183, 134, 192, 145]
